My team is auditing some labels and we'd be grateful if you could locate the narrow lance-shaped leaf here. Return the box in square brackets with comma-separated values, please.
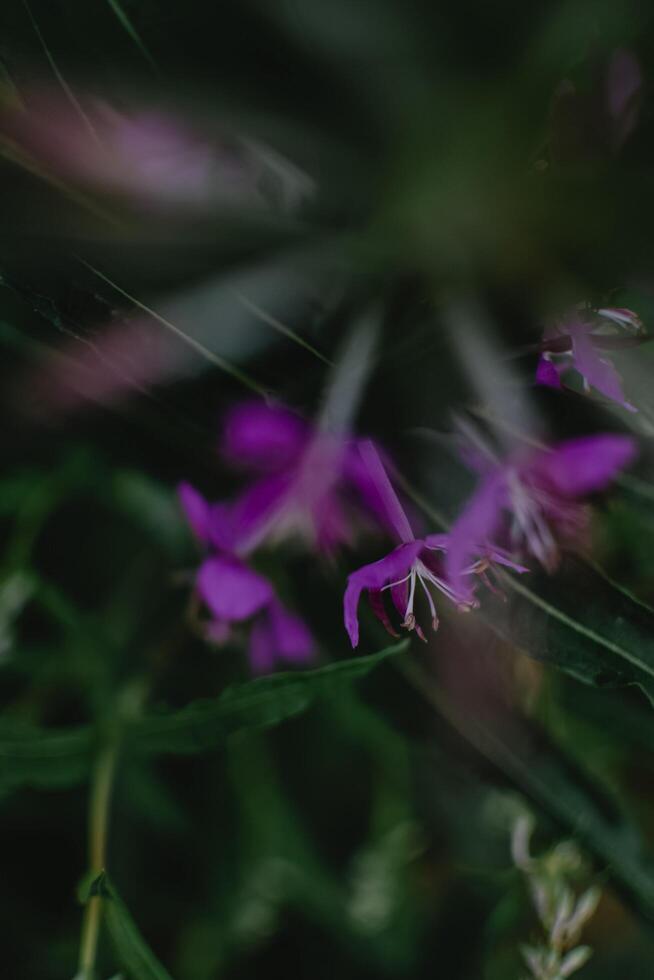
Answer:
[92, 873, 174, 980]
[0, 723, 95, 793]
[489, 557, 654, 704]
[132, 640, 408, 756]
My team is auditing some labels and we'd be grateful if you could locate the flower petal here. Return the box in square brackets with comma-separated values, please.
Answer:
[568, 319, 636, 411]
[178, 482, 212, 542]
[197, 556, 273, 622]
[248, 601, 314, 673]
[268, 600, 315, 663]
[530, 435, 637, 498]
[343, 542, 422, 647]
[536, 355, 563, 389]
[225, 472, 293, 553]
[446, 470, 508, 599]
[222, 401, 308, 471]
[368, 588, 400, 638]
[354, 441, 415, 544]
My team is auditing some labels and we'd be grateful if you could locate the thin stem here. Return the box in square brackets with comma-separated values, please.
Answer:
[77, 736, 120, 980]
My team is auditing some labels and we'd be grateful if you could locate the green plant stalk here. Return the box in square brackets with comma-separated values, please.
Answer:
[77, 736, 120, 980]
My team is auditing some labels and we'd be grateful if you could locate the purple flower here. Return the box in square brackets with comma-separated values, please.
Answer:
[178, 482, 315, 674]
[447, 434, 637, 598]
[536, 307, 643, 411]
[2, 91, 313, 213]
[220, 401, 389, 555]
[343, 443, 524, 647]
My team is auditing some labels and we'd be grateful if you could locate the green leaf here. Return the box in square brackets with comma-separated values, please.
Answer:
[95, 873, 174, 980]
[0, 723, 94, 793]
[398, 656, 654, 925]
[104, 0, 158, 73]
[492, 558, 654, 702]
[133, 641, 408, 756]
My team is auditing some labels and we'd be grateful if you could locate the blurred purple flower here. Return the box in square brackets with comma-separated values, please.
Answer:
[447, 434, 637, 597]
[220, 401, 390, 555]
[536, 307, 643, 411]
[343, 443, 524, 647]
[178, 482, 314, 674]
[2, 91, 313, 212]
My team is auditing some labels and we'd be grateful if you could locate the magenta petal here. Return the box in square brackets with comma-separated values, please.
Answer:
[178, 482, 212, 542]
[222, 401, 308, 471]
[368, 589, 400, 638]
[390, 579, 409, 618]
[197, 556, 273, 622]
[343, 542, 422, 647]
[568, 319, 636, 411]
[531, 435, 637, 498]
[267, 600, 314, 663]
[356, 441, 415, 544]
[313, 493, 353, 555]
[226, 472, 293, 552]
[446, 471, 507, 597]
[248, 601, 314, 674]
[207, 501, 242, 553]
[536, 355, 563, 389]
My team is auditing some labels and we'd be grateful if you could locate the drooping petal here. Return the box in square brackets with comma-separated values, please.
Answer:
[368, 588, 400, 638]
[389, 579, 409, 619]
[344, 541, 422, 647]
[446, 470, 508, 599]
[267, 600, 315, 663]
[178, 481, 213, 543]
[355, 441, 415, 544]
[529, 435, 637, 498]
[568, 319, 636, 411]
[222, 401, 309, 471]
[536, 355, 563, 389]
[197, 556, 273, 622]
[248, 600, 314, 673]
[344, 440, 403, 535]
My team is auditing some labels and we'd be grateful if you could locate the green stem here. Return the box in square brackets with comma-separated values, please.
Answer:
[77, 736, 120, 980]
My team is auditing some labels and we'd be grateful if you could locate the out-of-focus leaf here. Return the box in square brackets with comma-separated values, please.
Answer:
[132, 641, 408, 756]
[0, 723, 94, 792]
[110, 472, 186, 557]
[491, 558, 654, 704]
[399, 658, 654, 925]
[94, 873, 174, 980]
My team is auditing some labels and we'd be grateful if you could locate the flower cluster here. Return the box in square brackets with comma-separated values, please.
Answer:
[179, 301, 642, 671]
[178, 400, 387, 672]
